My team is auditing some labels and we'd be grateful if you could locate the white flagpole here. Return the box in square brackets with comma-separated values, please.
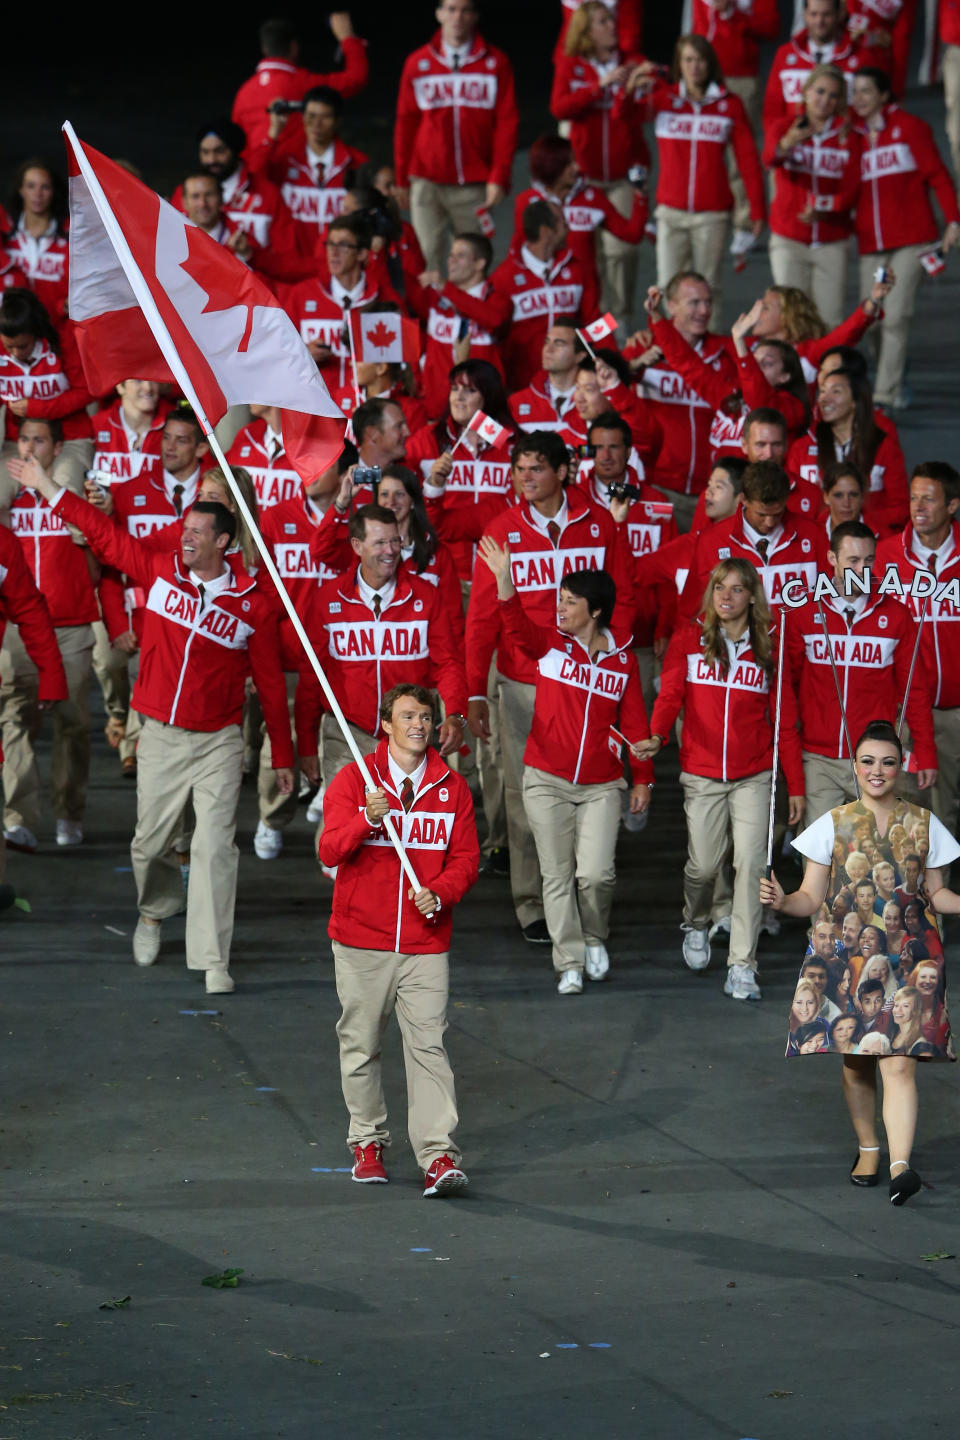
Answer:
[766, 615, 786, 876]
[575, 327, 599, 362]
[63, 123, 423, 894]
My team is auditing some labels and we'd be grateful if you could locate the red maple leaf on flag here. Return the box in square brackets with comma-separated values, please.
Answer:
[368, 319, 398, 353]
[179, 223, 268, 354]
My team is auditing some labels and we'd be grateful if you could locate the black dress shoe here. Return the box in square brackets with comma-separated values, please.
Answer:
[479, 847, 510, 877]
[522, 919, 551, 945]
[0, 883, 16, 913]
[850, 1152, 880, 1187]
[889, 1167, 923, 1206]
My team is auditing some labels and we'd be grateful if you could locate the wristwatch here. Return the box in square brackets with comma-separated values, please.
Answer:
[448, 713, 466, 727]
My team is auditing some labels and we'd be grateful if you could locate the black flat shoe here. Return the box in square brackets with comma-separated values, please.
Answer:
[850, 1151, 880, 1187]
[889, 1167, 923, 1206]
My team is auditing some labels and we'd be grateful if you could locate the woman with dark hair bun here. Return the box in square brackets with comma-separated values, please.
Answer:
[762, 719, 960, 1206]
[5, 159, 69, 324]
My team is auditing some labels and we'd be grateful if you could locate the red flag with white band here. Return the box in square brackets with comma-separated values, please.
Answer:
[581, 312, 618, 344]
[348, 309, 420, 366]
[63, 127, 344, 481]
[466, 410, 510, 448]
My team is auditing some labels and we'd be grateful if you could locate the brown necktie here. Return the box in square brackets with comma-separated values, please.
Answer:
[844, 606, 856, 628]
[173, 484, 184, 517]
[401, 778, 414, 812]
[928, 554, 937, 576]
[547, 521, 561, 549]
[373, 593, 382, 617]
[756, 538, 768, 561]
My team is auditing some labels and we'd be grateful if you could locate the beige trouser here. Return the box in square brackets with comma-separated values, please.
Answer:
[497, 675, 542, 928]
[213, 404, 251, 453]
[802, 751, 860, 826]
[769, 234, 849, 329]
[899, 705, 960, 839]
[132, 717, 243, 971]
[258, 673, 299, 831]
[593, 177, 640, 326]
[91, 621, 130, 721]
[724, 76, 759, 233]
[944, 45, 960, 181]
[410, 178, 487, 274]
[680, 769, 769, 971]
[332, 941, 460, 1169]
[857, 244, 929, 405]
[478, 661, 508, 853]
[523, 766, 624, 974]
[316, 712, 379, 845]
[656, 205, 731, 322]
[0, 622, 93, 832]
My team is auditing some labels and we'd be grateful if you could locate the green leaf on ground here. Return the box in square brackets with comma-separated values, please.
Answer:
[98, 1296, 131, 1310]
[201, 1268, 244, 1289]
[920, 1250, 955, 1262]
[13, 897, 31, 913]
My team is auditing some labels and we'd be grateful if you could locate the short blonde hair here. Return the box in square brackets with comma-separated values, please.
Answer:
[565, 1, 610, 57]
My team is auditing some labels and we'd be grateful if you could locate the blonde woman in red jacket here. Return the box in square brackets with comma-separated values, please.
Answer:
[479, 539, 652, 996]
[764, 64, 863, 328]
[635, 558, 805, 1001]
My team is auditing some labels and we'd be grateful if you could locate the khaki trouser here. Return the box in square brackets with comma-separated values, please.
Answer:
[523, 766, 624, 974]
[317, 712, 380, 846]
[724, 75, 759, 234]
[132, 717, 243, 971]
[899, 706, 960, 846]
[594, 177, 640, 326]
[258, 673, 299, 831]
[769, 233, 849, 330]
[0, 622, 93, 832]
[332, 941, 460, 1170]
[410, 178, 487, 274]
[857, 244, 929, 405]
[213, 404, 251, 453]
[478, 662, 508, 853]
[680, 769, 769, 971]
[497, 675, 542, 928]
[944, 45, 960, 181]
[91, 621, 131, 721]
[802, 751, 860, 826]
[655, 205, 731, 322]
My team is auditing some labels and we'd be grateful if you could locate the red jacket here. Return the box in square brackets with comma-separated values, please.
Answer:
[681, 509, 828, 618]
[172, 164, 299, 279]
[53, 490, 293, 762]
[509, 373, 580, 441]
[0, 523, 67, 754]
[761, 30, 866, 148]
[765, 117, 862, 246]
[406, 277, 510, 421]
[295, 568, 468, 750]
[499, 592, 653, 785]
[318, 740, 479, 954]
[691, 0, 781, 77]
[254, 138, 366, 259]
[395, 31, 518, 189]
[465, 486, 636, 692]
[0, 244, 28, 294]
[0, 329, 93, 441]
[574, 469, 677, 646]
[10, 490, 98, 628]
[232, 41, 370, 155]
[639, 82, 766, 221]
[330, 382, 428, 439]
[550, 53, 648, 183]
[651, 614, 805, 790]
[7, 226, 69, 324]
[786, 590, 937, 765]
[284, 266, 401, 390]
[875, 522, 960, 709]
[629, 322, 738, 495]
[226, 418, 304, 511]
[511, 180, 647, 303]
[408, 420, 515, 580]
[491, 247, 596, 392]
[261, 494, 342, 670]
[848, 0, 918, 98]
[942, 0, 960, 45]
[786, 424, 909, 536]
[90, 398, 170, 485]
[855, 104, 959, 254]
[563, 383, 664, 469]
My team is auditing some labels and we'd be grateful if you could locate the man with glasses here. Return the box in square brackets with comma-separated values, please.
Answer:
[283, 214, 401, 391]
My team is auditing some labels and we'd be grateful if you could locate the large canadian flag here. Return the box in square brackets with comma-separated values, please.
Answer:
[64, 125, 345, 481]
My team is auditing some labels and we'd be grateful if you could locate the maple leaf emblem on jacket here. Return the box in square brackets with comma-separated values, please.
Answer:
[368, 319, 398, 353]
[179, 222, 276, 354]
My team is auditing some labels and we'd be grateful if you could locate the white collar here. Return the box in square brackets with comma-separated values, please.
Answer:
[388, 751, 428, 795]
[307, 141, 335, 173]
[331, 273, 366, 306]
[356, 569, 397, 612]
[546, 379, 575, 414]
[527, 495, 569, 536]
[264, 424, 284, 458]
[520, 245, 550, 281]
[119, 408, 145, 451]
[911, 529, 956, 569]
[742, 516, 784, 553]
[194, 565, 232, 609]
[679, 80, 723, 103]
[829, 589, 869, 619]
[442, 40, 470, 66]
[162, 468, 200, 507]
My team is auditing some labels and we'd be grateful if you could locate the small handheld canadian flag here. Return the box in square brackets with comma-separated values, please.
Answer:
[581, 312, 618, 344]
[474, 205, 496, 239]
[465, 410, 510, 448]
[348, 309, 420, 366]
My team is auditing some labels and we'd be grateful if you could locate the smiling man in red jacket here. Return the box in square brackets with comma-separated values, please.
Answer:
[319, 683, 479, 1196]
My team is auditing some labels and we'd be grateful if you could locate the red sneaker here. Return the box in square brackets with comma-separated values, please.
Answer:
[351, 1143, 388, 1184]
[422, 1154, 468, 1198]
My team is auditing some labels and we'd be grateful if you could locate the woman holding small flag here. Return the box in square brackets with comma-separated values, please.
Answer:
[478, 537, 652, 995]
[634, 558, 803, 1000]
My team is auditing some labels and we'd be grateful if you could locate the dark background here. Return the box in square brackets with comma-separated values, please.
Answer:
[5, 1, 687, 197]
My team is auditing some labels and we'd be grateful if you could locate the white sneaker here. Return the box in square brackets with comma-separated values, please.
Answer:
[584, 943, 610, 981]
[205, 967, 235, 995]
[708, 915, 732, 945]
[760, 906, 781, 937]
[724, 962, 762, 1001]
[133, 918, 161, 967]
[681, 924, 711, 971]
[253, 819, 283, 860]
[298, 773, 314, 800]
[730, 228, 756, 257]
[306, 787, 325, 824]
[557, 968, 583, 995]
[320, 864, 338, 881]
[55, 820, 83, 847]
[3, 825, 38, 853]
